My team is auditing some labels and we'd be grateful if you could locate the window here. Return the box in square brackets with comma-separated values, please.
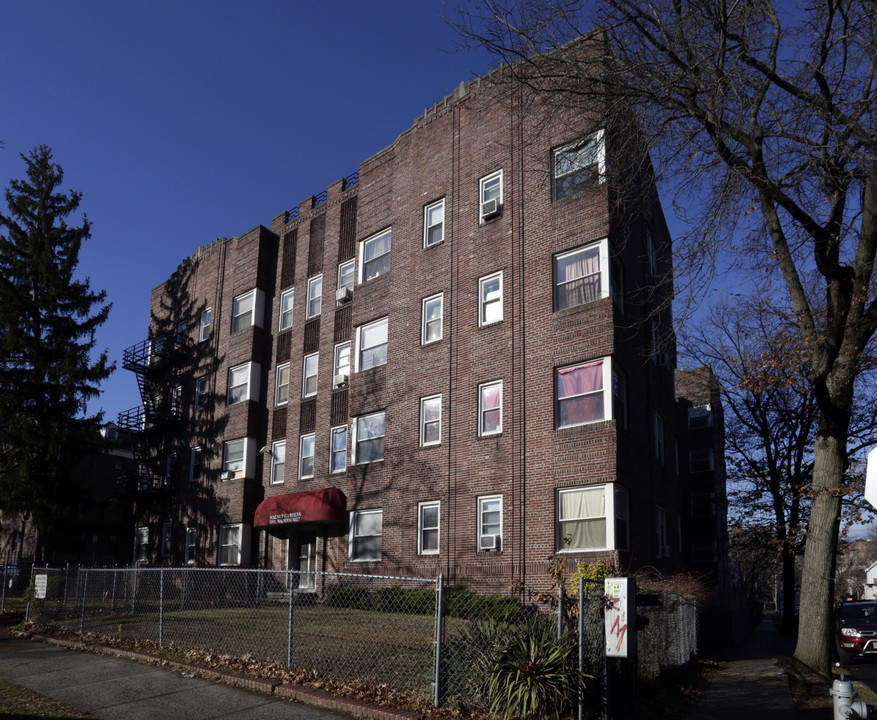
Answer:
[275, 363, 290, 406]
[222, 439, 246, 479]
[171, 385, 182, 417]
[552, 129, 605, 201]
[228, 362, 257, 405]
[271, 440, 286, 485]
[418, 501, 440, 555]
[646, 232, 657, 276]
[279, 288, 295, 331]
[299, 434, 315, 479]
[360, 228, 391, 282]
[349, 509, 382, 561]
[195, 377, 207, 410]
[424, 199, 444, 247]
[356, 317, 388, 371]
[654, 413, 665, 464]
[333, 342, 351, 386]
[478, 380, 503, 436]
[306, 275, 322, 319]
[612, 367, 627, 430]
[330, 426, 347, 473]
[478, 495, 502, 550]
[555, 361, 611, 428]
[690, 448, 715, 473]
[161, 523, 172, 557]
[557, 485, 612, 551]
[232, 290, 257, 334]
[189, 447, 202, 482]
[302, 353, 319, 398]
[655, 507, 668, 558]
[184, 527, 197, 565]
[354, 411, 385, 464]
[165, 452, 178, 483]
[420, 395, 442, 446]
[479, 170, 503, 222]
[688, 404, 713, 429]
[199, 308, 211, 341]
[421, 294, 443, 344]
[553, 240, 610, 310]
[615, 486, 629, 551]
[338, 259, 355, 293]
[219, 524, 243, 566]
[134, 527, 149, 562]
[479, 272, 503, 326]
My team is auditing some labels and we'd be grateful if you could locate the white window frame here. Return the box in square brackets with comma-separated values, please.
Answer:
[690, 447, 715, 473]
[654, 412, 665, 464]
[356, 317, 388, 371]
[552, 129, 606, 201]
[275, 363, 290, 406]
[359, 228, 392, 282]
[338, 259, 355, 293]
[299, 433, 315, 479]
[424, 198, 445, 248]
[555, 359, 613, 429]
[219, 523, 250, 567]
[302, 352, 319, 398]
[222, 438, 249, 479]
[556, 483, 622, 552]
[333, 341, 351, 386]
[553, 239, 610, 311]
[189, 447, 202, 482]
[279, 288, 295, 331]
[228, 361, 259, 406]
[306, 275, 322, 319]
[171, 385, 182, 416]
[478, 495, 503, 551]
[478, 380, 503, 436]
[195, 376, 207, 411]
[199, 308, 211, 342]
[421, 293, 443, 344]
[232, 289, 258, 334]
[418, 501, 440, 555]
[478, 271, 503, 327]
[184, 527, 197, 565]
[271, 440, 286, 485]
[420, 394, 442, 447]
[479, 170, 503, 223]
[330, 425, 347, 474]
[349, 509, 383, 562]
[353, 411, 385, 464]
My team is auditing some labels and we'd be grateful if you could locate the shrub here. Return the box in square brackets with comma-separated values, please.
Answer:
[323, 585, 372, 609]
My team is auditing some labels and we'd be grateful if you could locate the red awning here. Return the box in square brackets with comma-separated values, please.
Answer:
[253, 488, 347, 528]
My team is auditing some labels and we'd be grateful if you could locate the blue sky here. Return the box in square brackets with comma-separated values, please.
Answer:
[0, 1, 494, 421]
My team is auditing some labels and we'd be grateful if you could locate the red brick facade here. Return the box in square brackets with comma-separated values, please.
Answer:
[125, 39, 723, 595]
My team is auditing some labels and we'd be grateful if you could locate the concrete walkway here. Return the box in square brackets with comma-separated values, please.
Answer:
[684, 617, 806, 719]
[0, 629, 410, 720]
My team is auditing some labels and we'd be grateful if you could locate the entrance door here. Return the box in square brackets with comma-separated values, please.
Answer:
[288, 530, 317, 590]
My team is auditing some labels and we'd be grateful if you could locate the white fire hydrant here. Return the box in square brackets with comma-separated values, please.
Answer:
[831, 679, 868, 719]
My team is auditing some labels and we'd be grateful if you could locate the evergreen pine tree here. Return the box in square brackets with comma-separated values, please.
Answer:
[0, 145, 113, 557]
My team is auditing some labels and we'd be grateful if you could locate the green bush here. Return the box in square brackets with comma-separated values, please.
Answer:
[323, 585, 372, 609]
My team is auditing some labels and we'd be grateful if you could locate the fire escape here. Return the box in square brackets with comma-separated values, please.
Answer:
[116, 330, 189, 496]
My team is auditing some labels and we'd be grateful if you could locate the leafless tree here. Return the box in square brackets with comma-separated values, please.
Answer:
[451, 0, 877, 673]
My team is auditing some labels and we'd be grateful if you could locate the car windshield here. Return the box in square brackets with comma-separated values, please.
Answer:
[839, 604, 877, 620]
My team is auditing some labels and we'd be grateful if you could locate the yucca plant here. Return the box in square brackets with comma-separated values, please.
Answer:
[487, 616, 583, 720]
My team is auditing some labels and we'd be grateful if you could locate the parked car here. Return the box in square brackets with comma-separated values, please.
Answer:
[835, 600, 877, 664]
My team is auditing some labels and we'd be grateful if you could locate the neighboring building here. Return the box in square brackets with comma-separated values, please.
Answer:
[117, 35, 725, 594]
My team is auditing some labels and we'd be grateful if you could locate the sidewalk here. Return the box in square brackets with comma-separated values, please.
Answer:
[0, 629, 419, 720]
[684, 616, 804, 719]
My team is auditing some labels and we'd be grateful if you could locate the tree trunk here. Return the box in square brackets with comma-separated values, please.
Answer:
[793, 433, 844, 675]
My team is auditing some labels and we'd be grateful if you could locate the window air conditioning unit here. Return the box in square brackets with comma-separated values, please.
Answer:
[335, 287, 353, 304]
[481, 199, 500, 221]
[220, 471, 231, 481]
[480, 534, 500, 550]
[333, 373, 349, 388]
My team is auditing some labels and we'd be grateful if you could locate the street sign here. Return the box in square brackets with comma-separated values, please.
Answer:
[34, 574, 47, 600]
[866, 447, 877, 509]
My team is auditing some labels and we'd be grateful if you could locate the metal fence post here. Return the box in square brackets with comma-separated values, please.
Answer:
[1, 565, 6, 614]
[557, 585, 564, 640]
[159, 567, 164, 647]
[286, 570, 295, 668]
[578, 577, 584, 720]
[80, 569, 88, 633]
[433, 572, 445, 708]
[111, 567, 117, 611]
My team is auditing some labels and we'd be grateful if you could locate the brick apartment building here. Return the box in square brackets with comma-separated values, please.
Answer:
[117, 36, 728, 595]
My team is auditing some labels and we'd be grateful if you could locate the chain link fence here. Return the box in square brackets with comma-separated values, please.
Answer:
[18, 566, 695, 715]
